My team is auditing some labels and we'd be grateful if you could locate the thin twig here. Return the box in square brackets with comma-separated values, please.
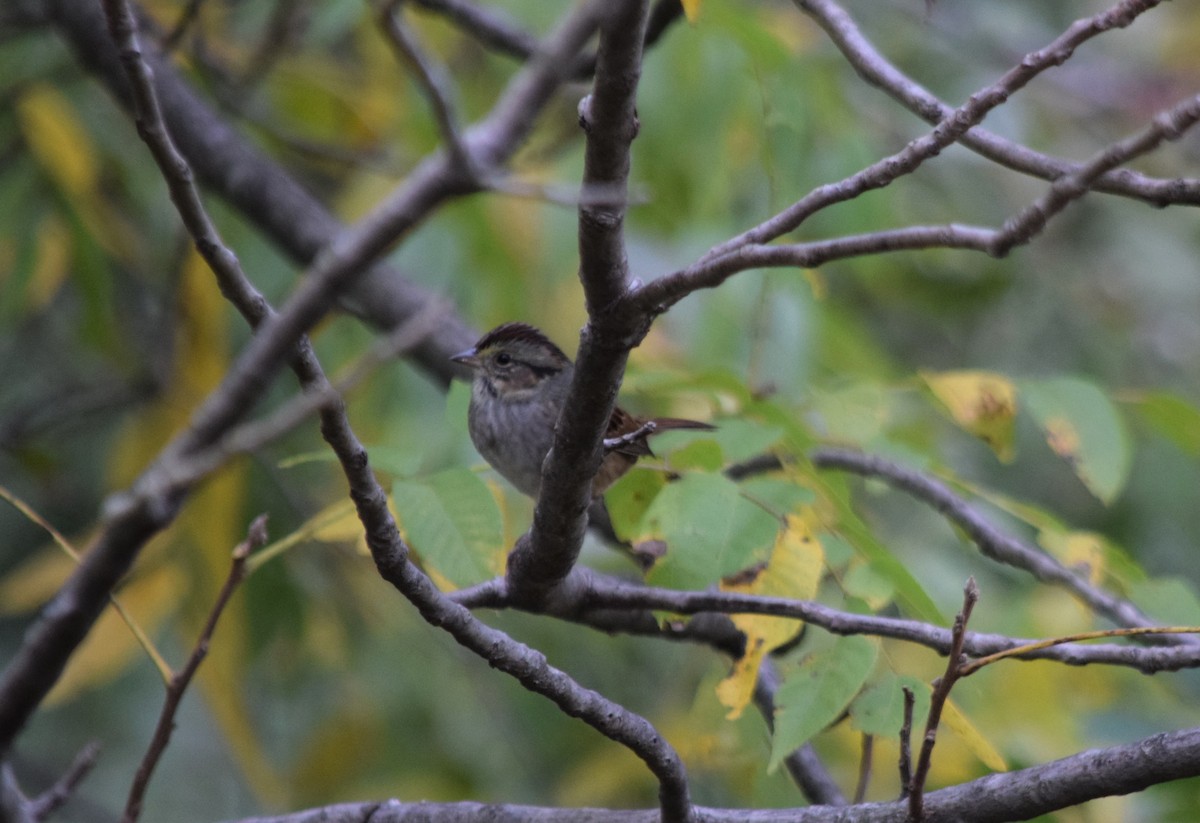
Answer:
[908, 579, 979, 821]
[26, 741, 102, 821]
[377, 0, 473, 172]
[160, 0, 205, 51]
[990, 92, 1200, 255]
[898, 687, 915, 801]
[122, 515, 267, 823]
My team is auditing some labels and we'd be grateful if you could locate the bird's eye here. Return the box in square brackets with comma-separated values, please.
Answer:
[495, 352, 512, 366]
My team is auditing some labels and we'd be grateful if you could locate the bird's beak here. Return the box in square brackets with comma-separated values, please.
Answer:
[450, 347, 479, 368]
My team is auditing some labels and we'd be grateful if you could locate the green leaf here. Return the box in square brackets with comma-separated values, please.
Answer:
[1128, 577, 1200, 626]
[1133, 391, 1200, 457]
[392, 468, 504, 589]
[849, 673, 930, 738]
[643, 473, 778, 590]
[842, 561, 895, 610]
[604, 468, 668, 543]
[818, 473, 944, 623]
[1021, 377, 1131, 504]
[770, 635, 878, 772]
[666, 438, 724, 472]
[709, 417, 784, 464]
[737, 476, 815, 519]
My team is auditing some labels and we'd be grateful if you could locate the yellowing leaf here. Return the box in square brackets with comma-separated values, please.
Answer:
[942, 698, 1008, 772]
[680, 0, 702, 24]
[1039, 530, 1107, 586]
[922, 370, 1017, 461]
[716, 513, 824, 719]
[1021, 377, 1131, 504]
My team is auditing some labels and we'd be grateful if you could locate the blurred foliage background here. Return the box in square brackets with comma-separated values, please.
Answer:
[3, 0, 1200, 820]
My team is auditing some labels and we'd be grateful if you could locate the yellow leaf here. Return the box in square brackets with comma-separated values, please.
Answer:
[680, 0, 702, 23]
[16, 84, 98, 198]
[922, 370, 1018, 461]
[0, 548, 76, 616]
[717, 513, 824, 719]
[942, 697, 1008, 772]
[27, 216, 72, 311]
[16, 85, 137, 262]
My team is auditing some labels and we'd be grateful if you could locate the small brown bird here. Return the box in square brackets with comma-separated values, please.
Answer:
[452, 322, 714, 498]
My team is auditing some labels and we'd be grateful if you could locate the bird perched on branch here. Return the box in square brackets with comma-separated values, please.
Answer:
[452, 322, 714, 498]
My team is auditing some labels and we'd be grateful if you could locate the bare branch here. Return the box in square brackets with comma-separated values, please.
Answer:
[990, 92, 1200, 255]
[897, 688, 915, 800]
[11, 742, 102, 822]
[122, 516, 265, 823]
[507, 0, 652, 605]
[218, 724, 1200, 821]
[409, 0, 684, 81]
[377, 1, 472, 171]
[409, 0, 540, 64]
[811, 447, 1200, 646]
[908, 578, 979, 820]
[854, 734, 874, 805]
[633, 0, 1174, 312]
[452, 567, 1200, 673]
[797, 0, 1200, 208]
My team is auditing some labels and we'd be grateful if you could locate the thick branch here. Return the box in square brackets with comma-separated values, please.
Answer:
[507, 0, 653, 605]
[223, 724, 1200, 821]
[466, 568, 1200, 673]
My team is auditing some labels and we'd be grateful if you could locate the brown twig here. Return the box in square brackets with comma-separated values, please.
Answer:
[898, 687, 915, 801]
[907, 578, 979, 821]
[121, 515, 267, 823]
[160, 0, 205, 51]
[377, 0, 472, 171]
